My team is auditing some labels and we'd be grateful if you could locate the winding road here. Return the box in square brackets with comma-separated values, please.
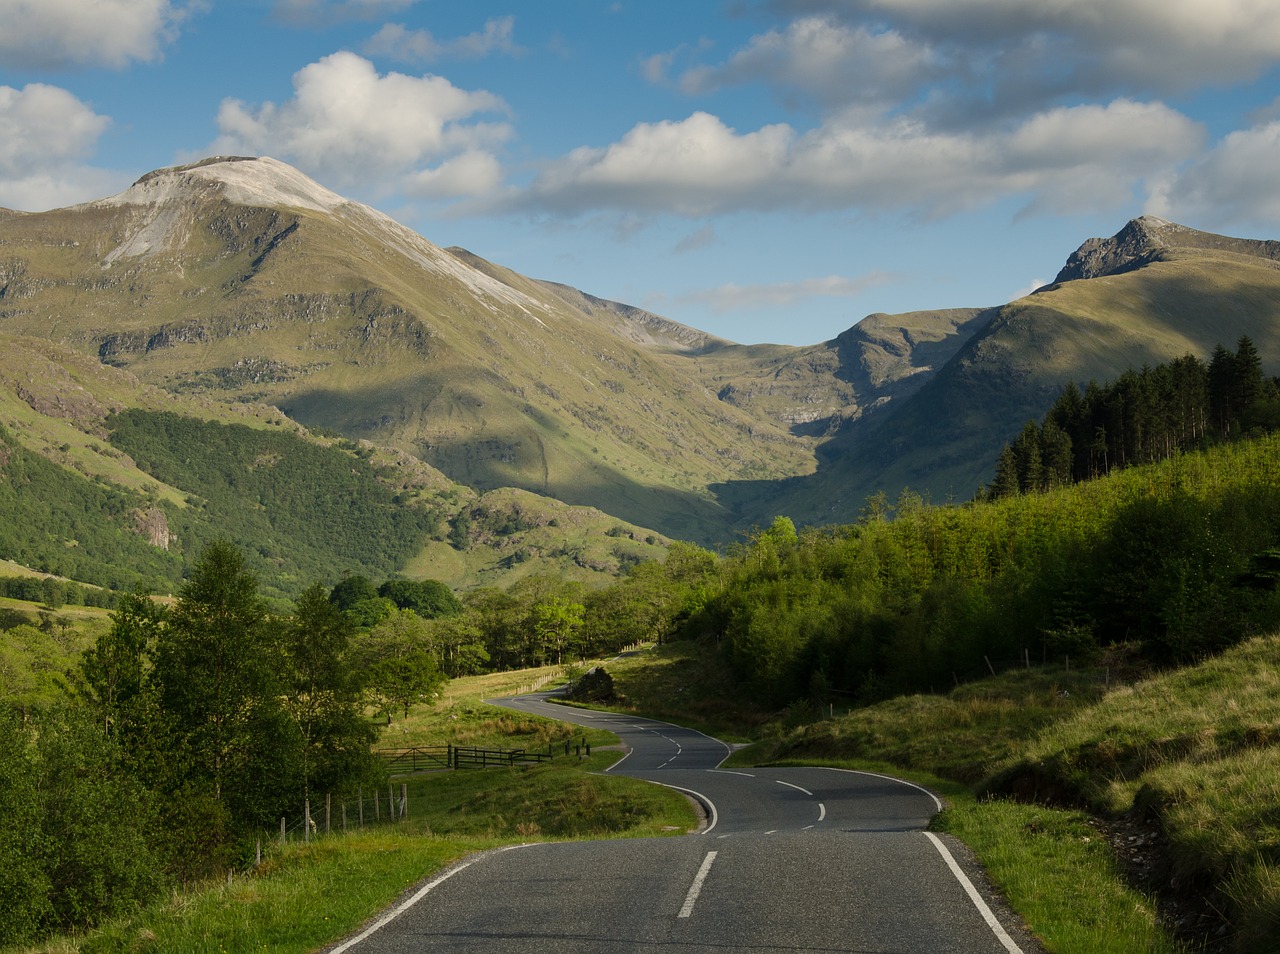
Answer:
[325, 691, 1043, 954]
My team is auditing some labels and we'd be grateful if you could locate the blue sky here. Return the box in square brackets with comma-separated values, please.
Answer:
[3, 1, 1280, 346]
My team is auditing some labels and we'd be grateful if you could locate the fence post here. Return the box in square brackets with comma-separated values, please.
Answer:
[326, 793, 331, 834]
[342, 798, 347, 833]
[256, 837, 261, 867]
[400, 782, 407, 821]
[304, 798, 311, 844]
[280, 816, 286, 846]
[388, 782, 395, 822]
[359, 786, 364, 828]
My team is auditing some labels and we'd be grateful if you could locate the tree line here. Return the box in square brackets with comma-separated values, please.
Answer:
[1, 542, 406, 946]
[987, 336, 1280, 498]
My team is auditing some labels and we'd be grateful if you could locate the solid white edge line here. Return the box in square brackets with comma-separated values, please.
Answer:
[924, 832, 1025, 954]
[657, 782, 719, 834]
[678, 850, 719, 918]
[326, 844, 535, 954]
[808, 766, 944, 813]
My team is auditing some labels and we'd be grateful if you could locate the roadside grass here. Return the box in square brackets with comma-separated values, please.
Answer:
[933, 799, 1178, 954]
[55, 832, 488, 954]
[377, 663, 617, 751]
[579, 639, 770, 742]
[988, 634, 1280, 950]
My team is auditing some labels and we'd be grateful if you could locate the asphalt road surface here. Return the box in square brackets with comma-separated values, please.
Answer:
[325, 691, 1043, 954]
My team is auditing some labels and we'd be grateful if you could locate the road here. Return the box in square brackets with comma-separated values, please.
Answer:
[325, 691, 1043, 954]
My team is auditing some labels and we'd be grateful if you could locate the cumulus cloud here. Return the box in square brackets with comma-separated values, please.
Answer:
[522, 112, 794, 216]
[677, 272, 895, 312]
[211, 51, 511, 195]
[1155, 121, 1280, 229]
[365, 17, 520, 63]
[0, 0, 186, 69]
[678, 16, 937, 110]
[404, 151, 504, 199]
[769, 0, 1280, 96]
[0, 83, 117, 210]
[518, 100, 1202, 219]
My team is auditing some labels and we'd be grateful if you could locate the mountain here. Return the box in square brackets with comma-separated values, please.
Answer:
[0, 156, 978, 542]
[756, 216, 1280, 519]
[3, 156, 1280, 566]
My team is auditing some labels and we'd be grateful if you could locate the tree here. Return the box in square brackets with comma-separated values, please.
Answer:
[361, 609, 447, 720]
[989, 444, 1020, 499]
[378, 578, 463, 618]
[80, 591, 164, 737]
[328, 575, 378, 610]
[0, 711, 50, 946]
[282, 584, 379, 802]
[531, 596, 586, 665]
[152, 540, 286, 821]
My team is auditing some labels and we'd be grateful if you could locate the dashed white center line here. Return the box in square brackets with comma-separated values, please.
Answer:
[775, 779, 814, 795]
[678, 851, 719, 918]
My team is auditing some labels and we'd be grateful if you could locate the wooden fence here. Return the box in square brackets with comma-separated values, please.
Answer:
[376, 742, 563, 772]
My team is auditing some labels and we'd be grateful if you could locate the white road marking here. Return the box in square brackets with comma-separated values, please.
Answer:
[775, 779, 813, 795]
[709, 769, 756, 778]
[678, 851, 719, 918]
[809, 766, 945, 813]
[327, 844, 535, 953]
[818, 803, 826, 822]
[924, 833, 1025, 954]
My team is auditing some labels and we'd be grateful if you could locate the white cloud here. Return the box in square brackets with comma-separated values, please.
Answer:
[1156, 121, 1280, 229]
[404, 151, 503, 199]
[678, 16, 936, 109]
[676, 272, 895, 312]
[0, 83, 115, 210]
[773, 0, 1280, 93]
[518, 100, 1201, 219]
[211, 51, 512, 192]
[0, 0, 186, 69]
[365, 17, 520, 63]
[523, 112, 794, 216]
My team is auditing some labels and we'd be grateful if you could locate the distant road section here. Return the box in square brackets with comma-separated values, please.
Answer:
[324, 691, 1042, 954]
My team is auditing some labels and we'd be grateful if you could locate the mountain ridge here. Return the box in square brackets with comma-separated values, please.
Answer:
[4, 155, 1280, 548]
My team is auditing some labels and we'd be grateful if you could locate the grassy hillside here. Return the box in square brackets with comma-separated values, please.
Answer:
[0, 333, 670, 599]
[768, 241, 1280, 520]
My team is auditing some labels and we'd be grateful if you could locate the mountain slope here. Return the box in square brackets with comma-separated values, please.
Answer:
[0, 331, 672, 598]
[0, 158, 809, 539]
[5, 158, 1280, 544]
[761, 217, 1280, 517]
[0, 156, 986, 540]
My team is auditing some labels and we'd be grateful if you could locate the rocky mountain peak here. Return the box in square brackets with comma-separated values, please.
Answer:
[1052, 216, 1180, 283]
[1054, 216, 1280, 284]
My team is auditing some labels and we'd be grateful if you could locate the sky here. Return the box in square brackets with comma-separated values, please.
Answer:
[3, 1, 1280, 346]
